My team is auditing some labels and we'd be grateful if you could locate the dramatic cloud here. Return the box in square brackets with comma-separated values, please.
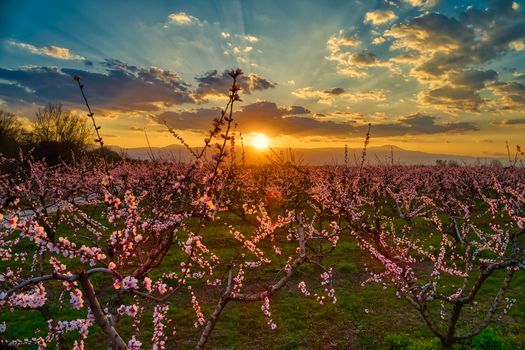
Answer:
[194, 69, 275, 100]
[7, 40, 85, 60]
[487, 81, 525, 110]
[364, 10, 398, 26]
[292, 87, 386, 105]
[165, 12, 201, 27]
[326, 50, 391, 78]
[0, 60, 194, 111]
[158, 101, 477, 138]
[326, 31, 391, 78]
[383, 2, 525, 111]
[418, 86, 484, 112]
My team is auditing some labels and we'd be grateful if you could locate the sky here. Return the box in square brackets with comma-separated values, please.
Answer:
[0, 0, 524, 157]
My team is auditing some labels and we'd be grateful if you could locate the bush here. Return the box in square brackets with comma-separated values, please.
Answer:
[383, 333, 439, 350]
[471, 328, 505, 350]
[384, 333, 411, 349]
[87, 147, 122, 162]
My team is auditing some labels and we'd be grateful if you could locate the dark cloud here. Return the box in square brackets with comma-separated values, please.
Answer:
[0, 61, 194, 111]
[488, 81, 525, 110]
[502, 118, 525, 125]
[350, 52, 380, 65]
[194, 69, 275, 100]
[450, 70, 498, 90]
[385, 2, 525, 111]
[397, 113, 478, 134]
[158, 101, 477, 138]
[324, 87, 346, 95]
[419, 86, 484, 112]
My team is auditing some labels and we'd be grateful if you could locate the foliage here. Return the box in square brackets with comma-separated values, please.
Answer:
[470, 328, 505, 350]
[384, 333, 440, 350]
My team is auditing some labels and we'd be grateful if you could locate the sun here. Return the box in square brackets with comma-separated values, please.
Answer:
[252, 133, 269, 150]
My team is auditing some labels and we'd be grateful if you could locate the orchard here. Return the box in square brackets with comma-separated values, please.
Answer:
[1, 71, 524, 349]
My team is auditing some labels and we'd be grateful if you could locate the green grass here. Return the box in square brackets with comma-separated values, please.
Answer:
[1, 209, 524, 350]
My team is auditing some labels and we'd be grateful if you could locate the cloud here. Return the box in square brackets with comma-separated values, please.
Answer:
[326, 30, 392, 78]
[501, 118, 525, 125]
[7, 40, 85, 60]
[372, 36, 386, 45]
[292, 87, 386, 105]
[509, 40, 525, 51]
[326, 30, 360, 53]
[194, 69, 275, 100]
[221, 33, 261, 61]
[383, 3, 525, 111]
[158, 101, 477, 138]
[165, 12, 201, 27]
[243, 35, 259, 43]
[364, 10, 398, 26]
[449, 70, 498, 90]
[487, 81, 525, 110]
[292, 87, 339, 104]
[0, 60, 194, 111]
[418, 86, 484, 112]
[401, 0, 440, 8]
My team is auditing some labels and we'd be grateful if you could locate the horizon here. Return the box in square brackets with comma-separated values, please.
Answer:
[109, 142, 511, 166]
[1, 0, 525, 159]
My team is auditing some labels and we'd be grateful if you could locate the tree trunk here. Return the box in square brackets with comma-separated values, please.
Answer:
[77, 273, 128, 349]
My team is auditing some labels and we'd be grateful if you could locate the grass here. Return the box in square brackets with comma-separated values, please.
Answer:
[1, 209, 524, 350]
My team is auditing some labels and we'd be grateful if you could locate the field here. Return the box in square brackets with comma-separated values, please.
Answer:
[1, 152, 524, 350]
[1, 73, 524, 350]
[2, 1, 525, 349]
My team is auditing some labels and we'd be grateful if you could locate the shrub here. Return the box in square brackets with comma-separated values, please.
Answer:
[471, 328, 505, 350]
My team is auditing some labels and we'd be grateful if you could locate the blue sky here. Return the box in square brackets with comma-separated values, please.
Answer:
[1, 0, 524, 156]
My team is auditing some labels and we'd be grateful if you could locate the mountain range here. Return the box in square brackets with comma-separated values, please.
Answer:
[109, 144, 506, 166]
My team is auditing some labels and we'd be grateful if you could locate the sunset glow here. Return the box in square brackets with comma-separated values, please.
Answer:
[252, 133, 269, 150]
[1, 2, 525, 348]
[0, 1, 524, 160]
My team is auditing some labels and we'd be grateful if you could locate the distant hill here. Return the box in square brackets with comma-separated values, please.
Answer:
[109, 144, 504, 166]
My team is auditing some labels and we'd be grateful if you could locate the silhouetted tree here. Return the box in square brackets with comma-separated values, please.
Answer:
[32, 103, 92, 164]
[0, 110, 25, 158]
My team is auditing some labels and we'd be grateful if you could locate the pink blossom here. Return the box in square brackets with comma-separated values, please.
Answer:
[143, 277, 152, 292]
[122, 276, 138, 290]
[70, 289, 84, 310]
